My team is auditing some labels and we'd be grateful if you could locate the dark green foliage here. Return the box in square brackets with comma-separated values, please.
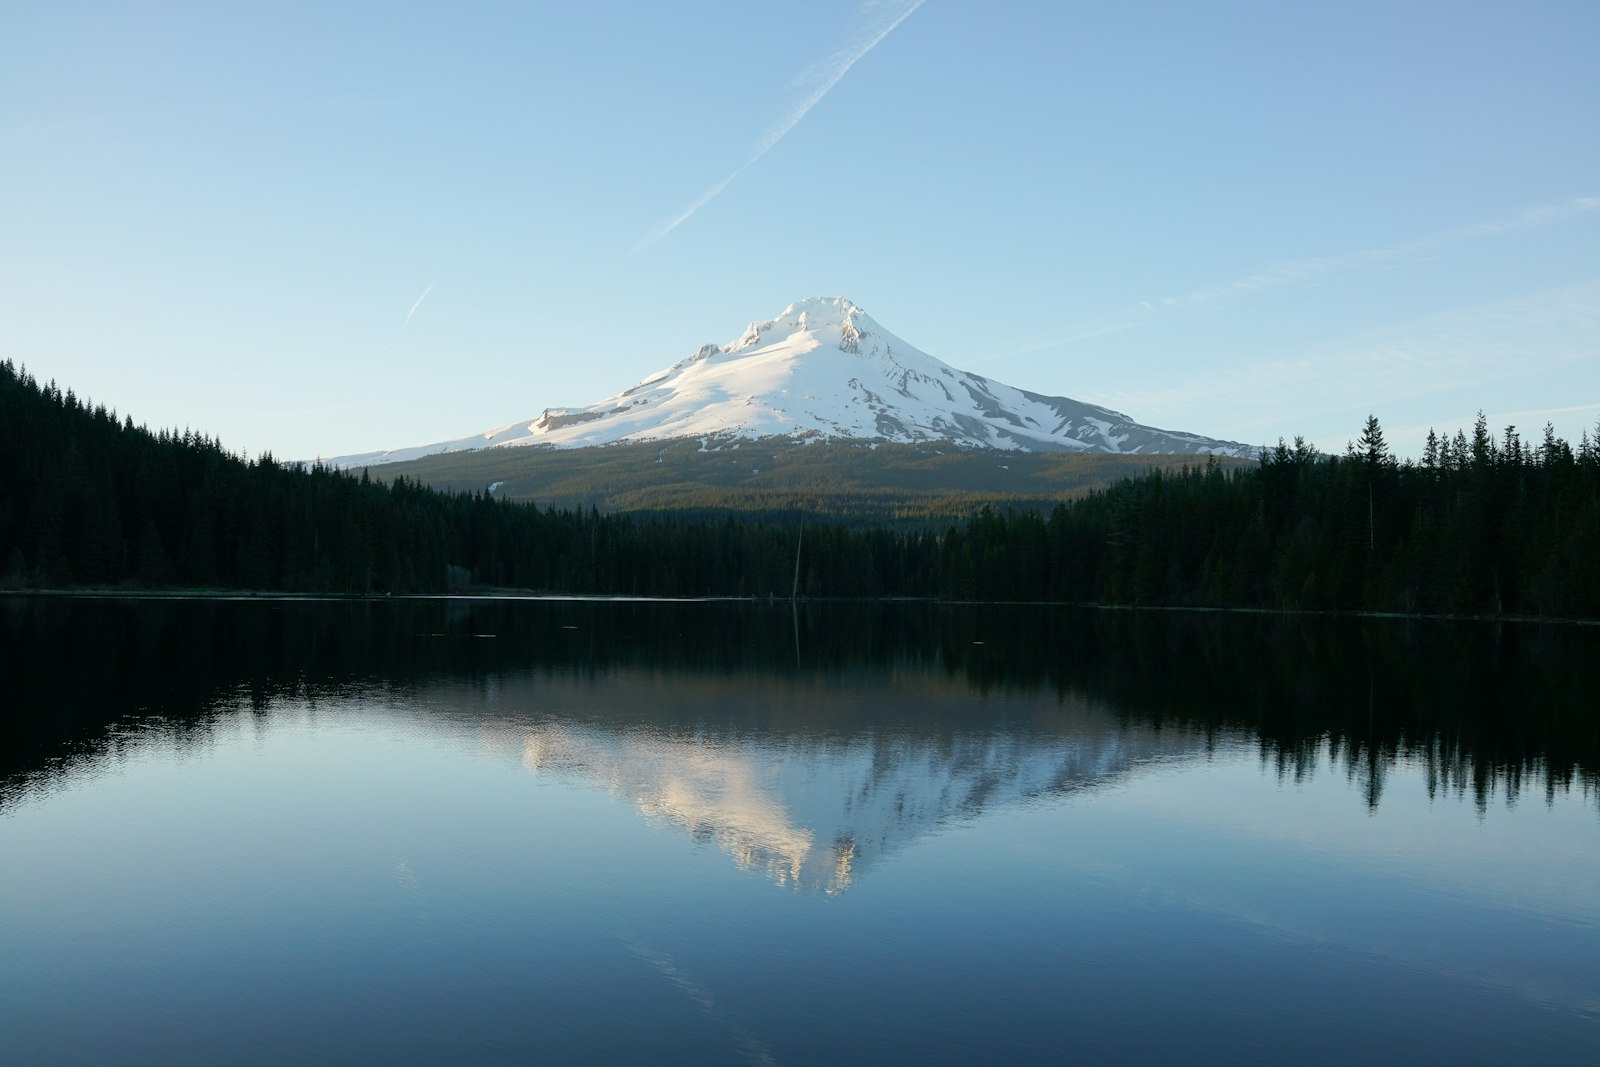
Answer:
[2, 364, 1596, 616]
[373, 434, 1252, 524]
[4, 599, 1596, 816]
[1038, 416, 1600, 616]
[1, 361, 502, 594]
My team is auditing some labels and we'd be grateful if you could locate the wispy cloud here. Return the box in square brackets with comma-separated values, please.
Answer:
[1089, 279, 1600, 452]
[971, 321, 1136, 365]
[993, 195, 1600, 363]
[622, 936, 780, 1066]
[632, 0, 927, 253]
[1163, 195, 1600, 309]
[380, 281, 438, 352]
[402, 281, 436, 329]
[1389, 401, 1600, 450]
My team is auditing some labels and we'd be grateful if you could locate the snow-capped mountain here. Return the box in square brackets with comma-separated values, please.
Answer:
[330, 297, 1255, 467]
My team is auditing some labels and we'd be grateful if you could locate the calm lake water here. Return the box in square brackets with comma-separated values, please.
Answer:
[2, 597, 1597, 1064]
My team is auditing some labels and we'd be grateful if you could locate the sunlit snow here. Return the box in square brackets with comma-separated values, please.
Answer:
[328, 297, 1256, 468]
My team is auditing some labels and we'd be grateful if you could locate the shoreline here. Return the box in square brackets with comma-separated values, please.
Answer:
[4, 586, 1594, 626]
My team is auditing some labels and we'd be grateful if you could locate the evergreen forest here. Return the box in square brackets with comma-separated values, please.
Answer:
[3, 359, 1597, 617]
[368, 430, 1255, 522]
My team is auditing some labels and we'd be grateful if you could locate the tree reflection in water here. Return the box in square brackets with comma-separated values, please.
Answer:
[4, 597, 1596, 841]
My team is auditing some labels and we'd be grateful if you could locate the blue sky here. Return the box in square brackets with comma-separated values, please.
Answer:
[4, 0, 1597, 461]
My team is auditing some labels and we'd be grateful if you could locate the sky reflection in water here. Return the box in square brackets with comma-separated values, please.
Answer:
[1, 598, 1596, 1064]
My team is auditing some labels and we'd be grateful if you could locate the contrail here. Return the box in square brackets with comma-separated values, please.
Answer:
[621, 936, 781, 1066]
[633, 0, 927, 253]
[981, 194, 1600, 363]
[1165, 195, 1600, 308]
[402, 282, 435, 328]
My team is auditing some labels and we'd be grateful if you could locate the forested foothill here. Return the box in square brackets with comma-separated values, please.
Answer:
[368, 432, 1254, 522]
[3, 360, 1597, 617]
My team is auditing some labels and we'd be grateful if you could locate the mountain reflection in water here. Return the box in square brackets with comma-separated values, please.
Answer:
[5, 597, 1600, 1064]
[491, 689, 1192, 893]
[4, 596, 1597, 841]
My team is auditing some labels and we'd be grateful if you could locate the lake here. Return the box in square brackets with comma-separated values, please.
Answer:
[2, 597, 1597, 1064]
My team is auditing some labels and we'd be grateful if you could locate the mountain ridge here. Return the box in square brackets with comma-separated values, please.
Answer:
[328, 297, 1258, 468]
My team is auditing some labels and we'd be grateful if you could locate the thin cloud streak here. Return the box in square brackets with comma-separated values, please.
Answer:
[1165, 195, 1600, 308]
[1089, 279, 1600, 454]
[752, 0, 926, 158]
[971, 322, 1135, 365]
[992, 195, 1600, 363]
[402, 282, 436, 329]
[380, 281, 438, 352]
[1390, 401, 1600, 452]
[632, 0, 927, 253]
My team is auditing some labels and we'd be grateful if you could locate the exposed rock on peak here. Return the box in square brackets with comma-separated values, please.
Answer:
[325, 297, 1258, 468]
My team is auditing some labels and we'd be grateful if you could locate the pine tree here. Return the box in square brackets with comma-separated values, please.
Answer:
[1358, 415, 1394, 468]
[1471, 412, 1493, 469]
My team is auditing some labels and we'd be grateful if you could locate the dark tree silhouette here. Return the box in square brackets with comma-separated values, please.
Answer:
[2, 360, 1597, 616]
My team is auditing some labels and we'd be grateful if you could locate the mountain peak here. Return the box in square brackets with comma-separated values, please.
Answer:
[727, 296, 874, 355]
[325, 298, 1260, 466]
[778, 295, 865, 320]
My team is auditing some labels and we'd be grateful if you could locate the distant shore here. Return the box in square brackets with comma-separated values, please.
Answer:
[5, 586, 1594, 626]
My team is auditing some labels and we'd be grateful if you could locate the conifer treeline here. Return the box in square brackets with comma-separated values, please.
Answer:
[955, 416, 1600, 616]
[3, 361, 1597, 615]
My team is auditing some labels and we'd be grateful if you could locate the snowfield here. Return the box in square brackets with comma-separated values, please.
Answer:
[327, 297, 1257, 468]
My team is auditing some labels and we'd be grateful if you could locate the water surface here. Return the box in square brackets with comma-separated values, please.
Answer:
[2, 598, 1596, 1064]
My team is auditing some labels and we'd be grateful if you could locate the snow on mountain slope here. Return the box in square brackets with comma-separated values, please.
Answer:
[329, 297, 1256, 467]
[512, 715, 1201, 893]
